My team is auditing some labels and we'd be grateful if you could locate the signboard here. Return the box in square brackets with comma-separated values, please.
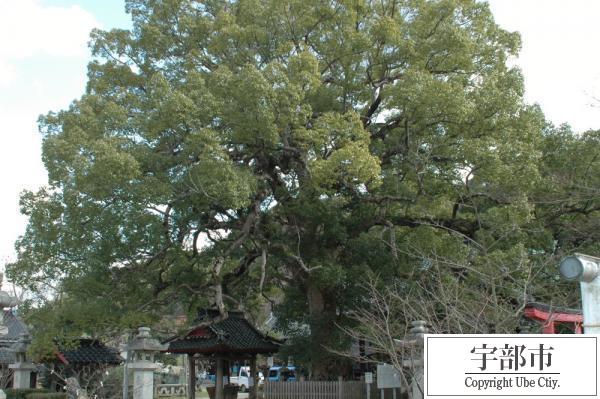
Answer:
[377, 363, 402, 389]
[365, 372, 373, 384]
[425, 334, 597, 397]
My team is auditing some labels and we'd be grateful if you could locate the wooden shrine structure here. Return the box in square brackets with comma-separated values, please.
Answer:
[164, 310, 281, 399]
[45, 338, 123, 391]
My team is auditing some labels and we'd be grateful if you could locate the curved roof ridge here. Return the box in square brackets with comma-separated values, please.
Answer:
[165, 310, 281, 355]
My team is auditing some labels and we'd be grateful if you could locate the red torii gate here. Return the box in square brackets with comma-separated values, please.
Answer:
[523, 302, 583, 334]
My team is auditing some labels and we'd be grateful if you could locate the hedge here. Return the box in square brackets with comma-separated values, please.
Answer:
[25, 393, 67, 399]
[5, 389, 50, 399]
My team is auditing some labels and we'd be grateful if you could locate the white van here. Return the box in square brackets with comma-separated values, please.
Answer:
[229, 366, 264, 392]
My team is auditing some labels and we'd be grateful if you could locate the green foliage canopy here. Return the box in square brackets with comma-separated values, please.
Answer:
[8, 0, 599, 375]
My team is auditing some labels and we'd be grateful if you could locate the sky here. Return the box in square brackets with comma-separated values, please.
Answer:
[1, 0, 600, 270]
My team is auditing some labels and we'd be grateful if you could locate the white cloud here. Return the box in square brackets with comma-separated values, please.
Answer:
[0, 107, 48, 266]
[0, 0, 100, 265]
[0, 0, 99, 86]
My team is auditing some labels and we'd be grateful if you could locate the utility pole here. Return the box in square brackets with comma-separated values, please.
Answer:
[559, 253, 600, 334]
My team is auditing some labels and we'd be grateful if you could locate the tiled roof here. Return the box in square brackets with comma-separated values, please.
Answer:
[0, 310, 29, 365]
[0, 310, 28, 343]
[165, 311, 281, 355]
[0, 312, 122, 366]
[0, 348, 15, 364]
[58, 339, 123, 365]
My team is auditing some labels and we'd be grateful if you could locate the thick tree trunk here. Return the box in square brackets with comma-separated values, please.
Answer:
[307, 283, 325, 316]
[306, 282, 343, 379]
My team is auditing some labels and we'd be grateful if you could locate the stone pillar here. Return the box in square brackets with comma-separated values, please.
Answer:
[127, 327, 166, 399]
[215, 358, 224, 399]
[11, 364, 36, 389]
[409, 321, 428, 399]
[131, 365, 154, 399]
[249, 357, 257, 399]
[9, 333, 36, 389]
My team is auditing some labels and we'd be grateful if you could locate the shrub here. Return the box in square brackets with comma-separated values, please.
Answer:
[5, 389, 49, 399]
[25, 394, 67, 399]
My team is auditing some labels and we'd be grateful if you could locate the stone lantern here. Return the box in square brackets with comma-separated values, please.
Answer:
[409, 321, 428, 399]
[0, 273, 18, 336]
[9, 333, 36, 389]
[127, 327, 166, 399]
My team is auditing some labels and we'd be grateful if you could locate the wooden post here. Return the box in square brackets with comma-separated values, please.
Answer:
[216, 358, 224, 399]
[338, 376, 343, 399]
[249, 356, 257, 399]
[187, 354, 196, 399]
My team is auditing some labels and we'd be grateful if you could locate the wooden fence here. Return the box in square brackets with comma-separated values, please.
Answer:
[263, 380, 367, 399]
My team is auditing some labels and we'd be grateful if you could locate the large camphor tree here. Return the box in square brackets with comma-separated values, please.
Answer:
[8, 0, 599, 377]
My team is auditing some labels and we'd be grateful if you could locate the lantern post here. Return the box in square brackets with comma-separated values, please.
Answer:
[559, 253, 600, 334]
[9, 333, 36, 389]
[127, 327, 166, 399]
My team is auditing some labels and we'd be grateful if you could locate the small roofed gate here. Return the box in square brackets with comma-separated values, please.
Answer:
[263, 380, 366, 399]
[165, 310, 282, 399]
